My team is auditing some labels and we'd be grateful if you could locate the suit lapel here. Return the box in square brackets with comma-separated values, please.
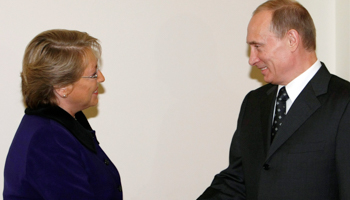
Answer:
[261, 85, 278, 155]
[265, 64, 331, 161]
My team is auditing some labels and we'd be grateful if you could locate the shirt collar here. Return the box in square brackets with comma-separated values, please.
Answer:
[25, 105, 97, 153]
[278, 59, 322, 103]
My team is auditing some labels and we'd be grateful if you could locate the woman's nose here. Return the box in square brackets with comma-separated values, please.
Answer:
[97, 70, 105, 82]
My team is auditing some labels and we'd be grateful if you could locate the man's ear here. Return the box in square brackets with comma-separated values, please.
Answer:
[287, 29, 300, 52]
[55, 85, 73, 98]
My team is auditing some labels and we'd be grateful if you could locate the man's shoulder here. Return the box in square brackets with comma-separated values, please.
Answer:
[249, 83, 276, 95]
[239, 84, 276, 105]
[330, 74, 350, 88]
[326, 75, 350, 98]
[317, 63, 350, 92]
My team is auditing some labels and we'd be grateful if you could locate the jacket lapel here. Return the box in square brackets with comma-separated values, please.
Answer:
[261, 85, 278, 155]
[265, 64, 331, 161]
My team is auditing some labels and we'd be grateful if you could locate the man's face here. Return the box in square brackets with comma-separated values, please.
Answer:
[246, 10, 292, 85]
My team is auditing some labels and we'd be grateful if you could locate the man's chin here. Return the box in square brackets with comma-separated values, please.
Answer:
[263, 76, 273, 84]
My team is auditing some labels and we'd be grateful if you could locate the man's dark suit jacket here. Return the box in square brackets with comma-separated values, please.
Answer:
[198, 63, 350, 200]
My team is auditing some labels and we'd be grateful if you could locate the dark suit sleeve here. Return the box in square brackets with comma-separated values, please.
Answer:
[197, 93, 250, 200]
[336, 101, 350, 199]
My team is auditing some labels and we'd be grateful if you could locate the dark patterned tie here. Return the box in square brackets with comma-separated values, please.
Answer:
[271, 87, 289, 142]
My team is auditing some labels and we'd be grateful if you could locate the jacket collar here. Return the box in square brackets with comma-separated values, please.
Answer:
[25, 105, 97, 153]
[265, 63, 330, 161]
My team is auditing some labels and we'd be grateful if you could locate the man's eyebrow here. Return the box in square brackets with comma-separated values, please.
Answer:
[247, 41, 260, 45]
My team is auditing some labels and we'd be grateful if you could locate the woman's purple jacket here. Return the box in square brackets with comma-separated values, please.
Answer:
[3, 106, 122, 199]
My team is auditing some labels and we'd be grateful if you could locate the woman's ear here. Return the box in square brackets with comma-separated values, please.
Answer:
[55, 85, 73, 98]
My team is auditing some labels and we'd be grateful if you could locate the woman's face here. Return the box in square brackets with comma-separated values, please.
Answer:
[62, 51, 105, 116]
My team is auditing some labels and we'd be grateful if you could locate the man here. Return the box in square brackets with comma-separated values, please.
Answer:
[197, 0, 350, 199]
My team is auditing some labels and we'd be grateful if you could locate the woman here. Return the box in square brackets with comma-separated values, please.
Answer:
[4, 29, 122, 199]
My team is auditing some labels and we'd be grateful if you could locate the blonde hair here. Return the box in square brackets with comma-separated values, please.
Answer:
[254, 0, 316, 51]
[21, 29, 101, 108]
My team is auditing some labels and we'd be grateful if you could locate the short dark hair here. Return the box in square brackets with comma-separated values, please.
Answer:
[254, 0, 316, 51]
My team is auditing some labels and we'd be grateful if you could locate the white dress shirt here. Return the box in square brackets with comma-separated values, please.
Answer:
[274, 60, 322, 117]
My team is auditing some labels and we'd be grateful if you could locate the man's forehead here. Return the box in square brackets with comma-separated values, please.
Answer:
[249, 10, 272, 29]
[247, 11, 275, 42]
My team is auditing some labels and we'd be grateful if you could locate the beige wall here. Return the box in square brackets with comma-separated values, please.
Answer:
[0, 0, 348, 199]
[335, 0, 350, 79]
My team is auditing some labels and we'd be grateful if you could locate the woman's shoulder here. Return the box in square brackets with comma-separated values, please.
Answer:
[16, 114, 81, 151]
[19, 114, 70, 136]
